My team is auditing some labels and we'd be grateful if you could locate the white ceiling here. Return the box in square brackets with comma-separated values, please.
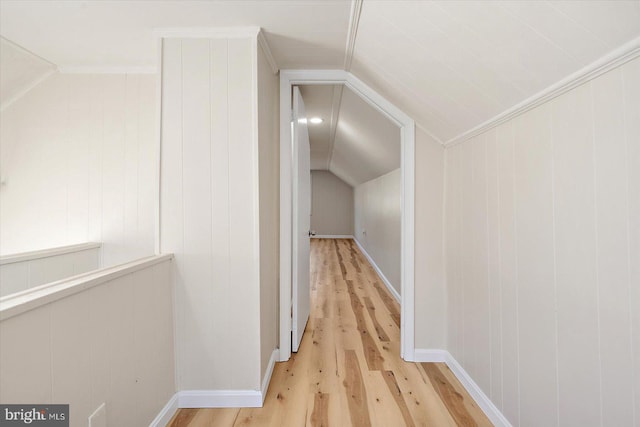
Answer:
[351, 0, 640, 143]
[1, 0, 639, 159]
[299, 84, 400, 187]
[299, 85, 341, 171]
[0, 1, 351, 69]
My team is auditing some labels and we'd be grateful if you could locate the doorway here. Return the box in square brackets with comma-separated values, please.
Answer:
[279, 70, 417, 363]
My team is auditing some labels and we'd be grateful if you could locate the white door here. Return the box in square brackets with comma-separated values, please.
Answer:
[292, 86, 311, 352]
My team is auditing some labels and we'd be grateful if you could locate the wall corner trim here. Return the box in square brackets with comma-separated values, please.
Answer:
[414, 349, 513, 427]
[261, 349, 279, 404]
[444, 35, 640, 147]
[353, 238, 400, 303]
[149, 393, 179, 427]
[256, 30, 279, 75]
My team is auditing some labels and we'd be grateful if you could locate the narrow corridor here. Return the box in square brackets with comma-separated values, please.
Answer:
[170, 239, 492, 426]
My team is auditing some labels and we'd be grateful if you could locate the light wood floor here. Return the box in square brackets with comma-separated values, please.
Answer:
[169, 238, 492, 426]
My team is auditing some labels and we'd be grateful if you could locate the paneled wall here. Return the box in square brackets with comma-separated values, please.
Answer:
[0, 256, 175, 427]
[0, 73, 157, 267]
[311, 170, 353, 236]
[444, 57, 640, 426]
[161, 36, 276, 392]
[354, 168, 401, 295]
[0, 243, 100, 297]
[414, 128, 445, 350]
[257, 42, 280, 382]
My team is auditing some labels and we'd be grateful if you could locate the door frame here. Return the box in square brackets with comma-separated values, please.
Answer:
[279, 69, 415, 362]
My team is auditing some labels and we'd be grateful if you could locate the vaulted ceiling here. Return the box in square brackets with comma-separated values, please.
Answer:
[300, 84, 400, 187]
[1, 0, 639, 183]
[351, 1, 640, 143]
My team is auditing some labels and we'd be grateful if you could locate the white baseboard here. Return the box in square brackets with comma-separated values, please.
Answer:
[261, 349, 278, 404]
[413, 349, 447, 362]
[415, 349, 512, 427]
[352, 238, 400, 303]
[178, 390, 262, 408]
[151, 348, 279, 424]
[149, 393, 179, 427]
[311, 235, 354, 239]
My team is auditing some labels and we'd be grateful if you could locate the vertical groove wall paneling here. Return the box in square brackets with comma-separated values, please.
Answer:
[257, 41, 280, 381]
[209, 38, 233, 388]
[623, 57, 640, 426]
[182, 38, 215, 389]
[444, 57, 640, 426]
[160, 37, 186, 388]
[513, 103, 558, 427]
[227, 37, 260, 390]
[0, 73, 157, 266]
[551, 82, 600, 426]
[591, 67, 634, 426]
[160, 35, 264, 392]
[0, 259, 175, 427]
[413, 128, 446, 350]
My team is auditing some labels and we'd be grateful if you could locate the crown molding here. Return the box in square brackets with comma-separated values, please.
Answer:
[257, 30, 279, 74]
[344, 0, 363, 71]
[444, 35, 640, 147]
[57, 66, 157, 74]
[153, 26, 260, 39]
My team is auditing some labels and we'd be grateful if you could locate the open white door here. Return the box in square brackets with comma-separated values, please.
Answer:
[291, 86, 311, 352]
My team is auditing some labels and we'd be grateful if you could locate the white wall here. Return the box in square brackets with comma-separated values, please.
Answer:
[0, 256, 175, 427]
[354, 168, 401, 295]
[0, 243, 100, 297]
[257, 42, 279, 383]
[414, 128, 446, 350]
[0, 73, 157, 267]
[311, 170, 353, 236]
[160, 36, 271, 392]
[444, 56, 640, 426]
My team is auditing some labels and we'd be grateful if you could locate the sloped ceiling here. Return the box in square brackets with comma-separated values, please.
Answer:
[0, 37, 56, 109]
[300, 84, 400, 187]
[351, 0, 640, 143]
[299, 85, 341, 171]
[1, 0, 639, 146]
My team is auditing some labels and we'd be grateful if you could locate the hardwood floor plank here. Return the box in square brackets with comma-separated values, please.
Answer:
[381, 370, 415, 427]
[168, 408, 199, 426]
[185, 409, 240, 426]
[168, 239, 493, 427]
[421, 362, 493, 427]
[369, 278, 401, 328]
[343, 349, 372, 427]
[309, 392, 329, 427]
[363, 296, 391, 342]
[345, 279, 385, 371]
